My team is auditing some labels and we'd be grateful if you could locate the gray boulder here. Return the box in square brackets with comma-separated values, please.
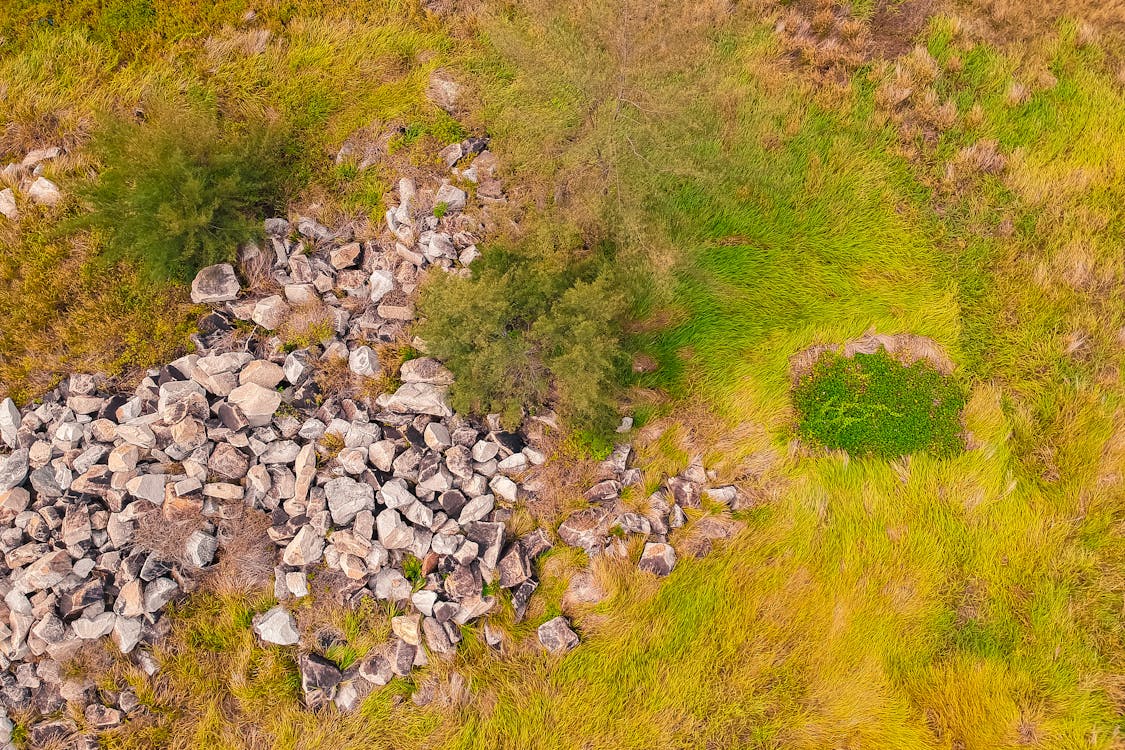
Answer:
[379, 382, 452, 417]
[0, 448, 29, 492]
[0, 187, 17, 220]
[253, 605, 300, 646]
[0, 397, 20, 448]
[190, 263, 240, 304]
[325, 477, 375, 526]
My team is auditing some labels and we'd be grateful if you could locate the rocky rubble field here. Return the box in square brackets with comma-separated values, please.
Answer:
[0, 138, 744, 747]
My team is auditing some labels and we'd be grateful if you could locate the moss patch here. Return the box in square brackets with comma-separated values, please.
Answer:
[793, 348, 966, 458]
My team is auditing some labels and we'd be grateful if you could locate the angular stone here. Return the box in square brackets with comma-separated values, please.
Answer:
[329, 243, 361, 269]
[451, 594, 494, 625]
[113, 584, 142, 623]
[457, 494, 494, 525]
[292, 442, 316, 504]
[190, 263, 240, 304]
[208, 442, 249, 480]
[369, 270, 394, 302]
[251, 295, 290, 330]
[443, 564, 481, 601]
[391, 614, 422, 646]
[0, 398, 20, 448]
[372, 568, 412, 601]
[16, 549, 71, 593]
[73, 612, 115, 639]
[0, 448, 29, 492]
[61, 504, 92, 548]
[391, 638, 416, 676]
[112, 615, 143, 654]
[489, 475, 518, 502]
[227, 383, 281, 427]
[465, 521, 504, 568]
[511, 578, 537, 622]
[638, 542, 676, 576]
[108, 443, 140, 473]
[666, 477, 701, 509]
[27, 176, 62, 206]
[422, 616, 455, 655]
[376, 508, 413, 550]
[184, 530, 218, 568]
[379, 478, 415, 509]
[434, 183, 467, 213]
[537, 616, 579, 654]
[380, 382, 452, 417]
[0, 187, 17, 220]
[84, 704, 123, 729]
[253, 605, 300, 645]
[558, 507, 611, 553]
[283, 526, 324, 567]
[325, 477, 375, 526]
[497, 543, 531, 588]
[348, 346, 380, 378]
[240, 360, 285, 389]
[358, 651, 393, 686]
[584, 479, 621, 503]
[143, 577, 179, 612]
[299, 652, 342, 704]
[400, 358, 455, 386]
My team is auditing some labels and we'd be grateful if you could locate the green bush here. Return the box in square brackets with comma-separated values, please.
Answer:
[417, 229, 629, 435]
[77, 102, 291, 281]
[792, 349, 966, 458]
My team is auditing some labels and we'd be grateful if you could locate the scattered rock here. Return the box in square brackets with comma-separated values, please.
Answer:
[253, 606, 300, 646]
[0, 188, 17, 220]
[27, 176, 62, 206]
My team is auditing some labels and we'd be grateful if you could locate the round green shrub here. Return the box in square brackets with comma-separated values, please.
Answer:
[793, 348, 966, 458]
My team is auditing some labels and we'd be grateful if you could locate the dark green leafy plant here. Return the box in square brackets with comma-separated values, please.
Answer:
[793, 349, 966, 458]
[77, 102, 291, 281]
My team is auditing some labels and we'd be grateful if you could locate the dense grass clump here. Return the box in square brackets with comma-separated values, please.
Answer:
[793, 349, 966, 458]
[78, 103, 291, 281]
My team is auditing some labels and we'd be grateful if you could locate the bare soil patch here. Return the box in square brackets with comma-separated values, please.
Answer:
[788, 331, 956, 384]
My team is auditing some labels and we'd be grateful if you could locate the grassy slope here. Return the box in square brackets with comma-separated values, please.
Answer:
[4, 1, 1123, 748]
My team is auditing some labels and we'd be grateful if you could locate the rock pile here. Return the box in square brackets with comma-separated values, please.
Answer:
[0, 139, 560, 738]
[559, 446, 744, 575]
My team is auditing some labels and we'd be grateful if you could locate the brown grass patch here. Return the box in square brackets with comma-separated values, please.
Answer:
[207, 509, 277, 594]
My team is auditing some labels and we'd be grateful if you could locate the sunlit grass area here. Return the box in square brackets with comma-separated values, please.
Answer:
[4, 0, 1124, 748]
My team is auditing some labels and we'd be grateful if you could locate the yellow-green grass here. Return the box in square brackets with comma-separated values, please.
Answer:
[0, 0, 465, 401]
[22, 2, 1125, 749]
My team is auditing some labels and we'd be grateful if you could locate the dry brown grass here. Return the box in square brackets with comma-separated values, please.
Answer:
[208, 509, 277, 594]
